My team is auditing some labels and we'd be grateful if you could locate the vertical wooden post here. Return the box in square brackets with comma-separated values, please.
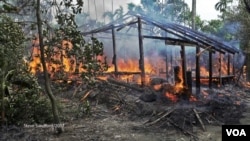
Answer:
[209, 51, 213, 88]
[233, 54, 235, 76]
[227, 54, 230, 75]
[196, 46, 200, 90]
[111, 25, 118, 76]
[219, 52, 222, 86]
[171, 49, 173, 83]
[174, 66, 181, 84]
[165, 55, 168, 81]
[138, 17, 145, 86]
[232, 54, 236, 83]
[181, 45, 187, 87]
[186, 71, 192, 93]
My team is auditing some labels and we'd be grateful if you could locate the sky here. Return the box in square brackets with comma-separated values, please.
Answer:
[83, 0, 221, 22]
[184, 0, 220, 20]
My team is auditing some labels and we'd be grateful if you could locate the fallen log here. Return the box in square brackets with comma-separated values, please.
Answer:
[107, 77, 144, 92]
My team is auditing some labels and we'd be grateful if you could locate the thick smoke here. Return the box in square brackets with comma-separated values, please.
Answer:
[83, 0, 140, 22]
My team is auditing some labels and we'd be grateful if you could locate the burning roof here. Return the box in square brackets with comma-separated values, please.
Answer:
[82, 12, 239, 54]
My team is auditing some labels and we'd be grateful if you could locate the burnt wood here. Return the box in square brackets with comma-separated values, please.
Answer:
[196, 46, 201, 89]
[142, 35, 197, 46]
[181, 45, 187, 87]
[227, 54, 230, 75]
[209, 51, 213, 88]
[111, 25, 118, 76]
[138, 17, 146, 86]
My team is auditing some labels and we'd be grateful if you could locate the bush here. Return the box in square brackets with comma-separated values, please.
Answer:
[3, 72, 54, 126]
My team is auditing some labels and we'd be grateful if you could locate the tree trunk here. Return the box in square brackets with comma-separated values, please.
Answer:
[36, 0, 62, 134]
[192, 0, 196, 30]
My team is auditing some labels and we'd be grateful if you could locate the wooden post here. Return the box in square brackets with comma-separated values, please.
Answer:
[138, 18, 145, 86]
[196, 46, 200, 90]
[174, 66, 181, 84]
[165, 55, 168, 81]
[186, 71, 192, 93]
[227, 54, 230, 75]
[111, 25, 118, 76]
[171, 49, 174, 84]
[181, 45, 187, 87]
[209, 51, 213, 88]
[219, 53, 222, 86]
[233, 54, 235, 76]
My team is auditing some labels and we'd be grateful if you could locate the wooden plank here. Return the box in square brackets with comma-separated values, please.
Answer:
[142, 35, 197, 46]
[107, 77, 144, 92]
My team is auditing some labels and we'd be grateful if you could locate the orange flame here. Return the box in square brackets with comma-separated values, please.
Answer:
[28, 37, 78, 79]
[174, 66, 184, 94]
[165, 92, 178, 102]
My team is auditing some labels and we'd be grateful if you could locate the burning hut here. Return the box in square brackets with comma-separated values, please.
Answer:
[28, 12, 240, 102]
[82, 12, 239, 94]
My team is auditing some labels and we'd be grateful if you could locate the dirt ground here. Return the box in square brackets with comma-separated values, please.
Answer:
[1, 83, 250, 141]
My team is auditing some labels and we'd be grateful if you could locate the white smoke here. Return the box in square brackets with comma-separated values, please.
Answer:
[83, 0, 140, 22]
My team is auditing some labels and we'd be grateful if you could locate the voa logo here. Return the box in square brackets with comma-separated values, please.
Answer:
[226, 129, 246, 136]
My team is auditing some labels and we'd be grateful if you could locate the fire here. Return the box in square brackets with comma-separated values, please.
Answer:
[153, 84, 162, 91]
[174, 66, 184, 93]
[59, 40, 76, 73]
[189, 95, 197, 102]
[28, 36, 157, 84]
[105, 58, 156, 84]
[107, 58, 155, 73]
[200, 66, 209, 76]
[29, 46, 43, 74]
[165, 92, 178, 102]
[28, 36, 78, 79]
[28, 36, 158, 84]
[162, 66, 198, 102]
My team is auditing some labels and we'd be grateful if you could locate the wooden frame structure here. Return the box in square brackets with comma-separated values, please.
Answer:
[82, 12, 239, 90]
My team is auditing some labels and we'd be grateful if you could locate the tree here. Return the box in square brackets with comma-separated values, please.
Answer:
[235, 0, 250, 81]
[244, 0, 250, 12]
[215, 0, 250, 81]
[128, 0, 194, 26]
[36, 0, 63, 133]
[127, 2, 144, 14]
[103, 6, 124, 22]
[35, 0, 107, 133]
[215, 0, 233, 13]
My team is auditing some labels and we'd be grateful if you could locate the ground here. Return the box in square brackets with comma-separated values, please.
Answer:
[1, 82, 250, 141]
